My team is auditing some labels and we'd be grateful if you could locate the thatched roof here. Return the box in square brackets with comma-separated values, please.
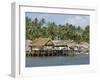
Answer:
[67, 41, 77, 49]
[32, 38, 54, 47]
[80, 42, 89, 49]
[52, 40, 67, 47]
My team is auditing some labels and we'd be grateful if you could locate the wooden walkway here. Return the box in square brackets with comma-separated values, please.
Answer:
[26, 50, 80, 57]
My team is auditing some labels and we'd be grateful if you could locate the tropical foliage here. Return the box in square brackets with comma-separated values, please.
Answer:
[26, 17, 89, 43]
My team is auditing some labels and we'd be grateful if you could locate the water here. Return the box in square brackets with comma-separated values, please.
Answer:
[25, 53, 89, 67]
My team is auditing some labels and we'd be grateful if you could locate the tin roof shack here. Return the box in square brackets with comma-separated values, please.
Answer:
[79, 42, 89, 53]
[52, 40, 68, 50]
[32, 38, 54, 50]
[25, 40, 32, 53]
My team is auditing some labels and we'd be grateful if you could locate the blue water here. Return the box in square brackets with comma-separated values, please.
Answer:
[25, 54, 89, 67]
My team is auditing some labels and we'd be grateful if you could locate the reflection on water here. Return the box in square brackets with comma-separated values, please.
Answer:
[25, 53, 89, 67]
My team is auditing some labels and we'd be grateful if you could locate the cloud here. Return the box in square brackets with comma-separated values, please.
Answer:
[64, 15, 89, 27]
[26, 12, 90, 27]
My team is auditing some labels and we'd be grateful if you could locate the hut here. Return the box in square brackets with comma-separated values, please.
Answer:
[25, 40, 32, 52]
[79, 42, 89, 52]
[67, 40, 78, 50]
[32, 38, 54, 50]
[52, 40, 68, 50]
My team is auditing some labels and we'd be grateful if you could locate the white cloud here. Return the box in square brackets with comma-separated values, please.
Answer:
[64, 15, 89, 27]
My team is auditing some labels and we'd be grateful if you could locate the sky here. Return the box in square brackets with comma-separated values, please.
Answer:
[26, 12, 90, 27]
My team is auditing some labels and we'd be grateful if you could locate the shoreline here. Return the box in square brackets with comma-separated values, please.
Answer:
[26, 50, 89, 57]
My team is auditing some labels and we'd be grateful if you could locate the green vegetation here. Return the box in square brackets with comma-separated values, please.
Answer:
[26, 17, 89, 43]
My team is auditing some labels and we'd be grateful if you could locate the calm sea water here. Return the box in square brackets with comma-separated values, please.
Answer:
[25, 54, 89, 67]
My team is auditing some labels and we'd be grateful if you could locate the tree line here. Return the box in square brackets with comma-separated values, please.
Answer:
[26, 17, 89, 43]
